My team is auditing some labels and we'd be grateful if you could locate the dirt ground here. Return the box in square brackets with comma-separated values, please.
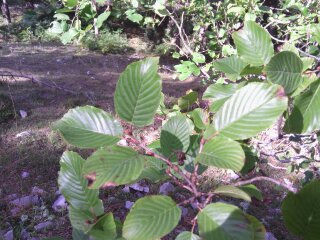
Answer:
[0, 43, 204, 239]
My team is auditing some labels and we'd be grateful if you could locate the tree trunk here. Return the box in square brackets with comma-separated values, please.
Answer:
[1, 0, 11, 24]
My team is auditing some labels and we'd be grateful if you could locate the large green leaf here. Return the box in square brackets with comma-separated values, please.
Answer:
[58, 151, 101, 209]
[114, 57, 162, 127]
[123, 196, 181, 240]
[213, 55, 247, 81]
[265, 51, 303, 94]
[175, 231, 201, 240]
[198, 203, 265, 240]
[232, 21, 274, 66]
[83, 146, 145, 189]
[196, 136, 245, 171]
[214, 185, 252, 202]
[238, 184, 263, 201]
[189, 108, 208, 130]
[160, 115, 191, 158]
[214, 82, 288, 140]
[53, 106, 122, 148]
[282, 181, 320, 240]
[203, 82, 245, 113]
[178, 91, 198, 110]
[284, 78, 320, 134]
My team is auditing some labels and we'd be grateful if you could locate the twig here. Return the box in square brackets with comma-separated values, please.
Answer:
[233, 176, 297, 193]
[125, 136, 200, 196]
[268, 35, 320, 62]
[267, 162, 287, 170]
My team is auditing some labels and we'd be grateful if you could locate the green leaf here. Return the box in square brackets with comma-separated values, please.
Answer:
[190, 108, 208, 130]
[175, 231, 201, 240]
[96, 11, 111, 29]
[240, 145, 258, 175]
[63, 0, 77, 8]
[138, 156, 167, 182]
[213, 55, 247, 81]
[72, 228, 90, 240]
[198, 202, 265, 240]
[60, 27, 79, 44]
[196, 136, 245, 171]
[123, 196, 181, 240]
[291, 74, 318, 97]
[214, 185, 252, 202]
[265, 51, 303, 94]
[174, 61, 200, 81]
[178, 91, 198, 110]
[203, 82, 245, 113]
[160, 115, 191, 158]
[69, 202, 104, 233]
[284, 78, 320, 134]
[49, 21, 65, 34]
[238, 184, 263, 201]
[53, 106, 122, 148]
[125, 10, 143, 23]
[58, 151, 100, 209]
[54, 13, 70, 21]
[192, 52, 206, 64]
[114, 57, 161, 127]
[83, 146, 145, 189]
[214, 82, 288, 140]
[282, 181, 320, 240]
[232, 21, 274, 66]
[89, 213, 117, 240]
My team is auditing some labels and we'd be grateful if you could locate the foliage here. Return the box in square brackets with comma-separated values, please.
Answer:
[54, 18, 320, 237]
[81, 30, 130, 54]
[0, 93, 15, 123]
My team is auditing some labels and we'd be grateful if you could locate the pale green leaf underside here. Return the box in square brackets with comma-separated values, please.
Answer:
[114, 57, 162, 127]
[83, 146, 145, 189]
[53, 106, 122, 148]
[123, 195, 181, 240]
[196, 136, 245, 171]
[214, 82, 288, 140]
[232, 21, 274, 66]
[198, 203, 265, 240]
[265, 51, 303, 94]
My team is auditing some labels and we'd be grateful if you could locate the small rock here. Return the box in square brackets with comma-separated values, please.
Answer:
[34, 221, 53, 232]
[15, 131, 31, 138]
[125, 201, 134, 209]
[52, 195, 67, 212]
[5, 194, 18, 201]
[118, 139, 128, 146]
[20, 229, 30, 240]
[159, 182, 175, 195]
[19, 110, 27, 118]
[10, 195, 39, 209]
[10, 207, 20, 216]
[265, 232, 277, 240]
[179, 206, 188, 217]
[3, 230, 13, 240]
[129, 183, 149, 193]
[122, 186, 130, 193]
[21, 171, 30, 179]
[227, 170, 239, 181]
[239, 201, 250, 212]
[31, 186, 46, 196]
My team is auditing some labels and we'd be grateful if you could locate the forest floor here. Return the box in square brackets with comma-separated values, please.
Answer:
[0, 43, 317, 240]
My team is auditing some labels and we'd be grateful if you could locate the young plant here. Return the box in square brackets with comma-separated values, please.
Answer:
[54, 21, 320, 240]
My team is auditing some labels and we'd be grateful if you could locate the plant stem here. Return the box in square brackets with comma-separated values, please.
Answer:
[233, 176, 297, 193]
